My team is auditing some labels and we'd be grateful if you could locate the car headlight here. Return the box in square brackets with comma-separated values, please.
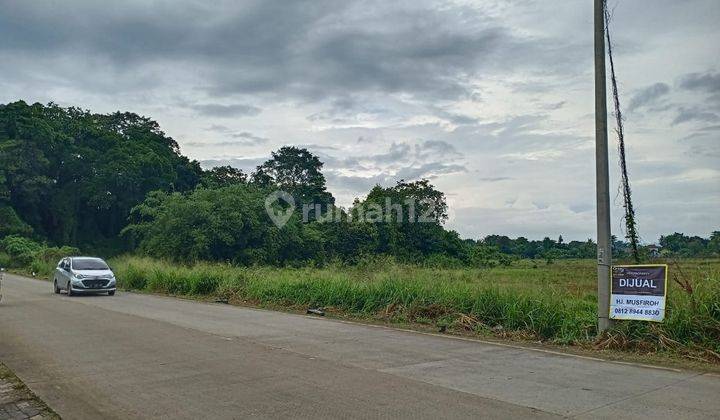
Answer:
[74, 274, 87, 279]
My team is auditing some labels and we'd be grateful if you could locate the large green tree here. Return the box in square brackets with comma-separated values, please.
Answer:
[0, 101, 202, 249]
[251, 146, 334, 209]
[355, 179, 464, 261]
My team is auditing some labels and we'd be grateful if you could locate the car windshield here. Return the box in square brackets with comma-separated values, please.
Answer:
[72, 258, 109, 270]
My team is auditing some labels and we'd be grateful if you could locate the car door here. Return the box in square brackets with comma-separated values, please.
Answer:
[61, 258, 71, 288]
[55, 259, 64, 285]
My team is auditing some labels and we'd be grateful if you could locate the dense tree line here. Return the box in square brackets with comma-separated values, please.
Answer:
[470, 233, 720, 261]
[1, 101, 717, 267]
[657, 232, 720, 258]
[122, 157, 470, 266]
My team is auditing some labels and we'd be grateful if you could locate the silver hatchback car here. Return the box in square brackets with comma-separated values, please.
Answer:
[54, 257, 117, 296]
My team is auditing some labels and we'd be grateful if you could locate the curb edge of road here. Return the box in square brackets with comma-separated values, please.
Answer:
[0, 362, 60, 419]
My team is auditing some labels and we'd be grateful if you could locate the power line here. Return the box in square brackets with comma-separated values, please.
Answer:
[604, 1, 641, 264]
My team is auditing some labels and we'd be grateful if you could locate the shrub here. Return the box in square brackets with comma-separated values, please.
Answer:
[469, 245, 512, 268]
[30, 246, 81, 277]
[0, 236, 44, 267]
[0, 236, 81, 275]
[36, 246, 81, 264]
[422, 254, 465, 269]
[0, 252, 10, 268]
[30, 259, 50, 277]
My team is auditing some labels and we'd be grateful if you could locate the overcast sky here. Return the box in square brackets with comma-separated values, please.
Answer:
[1, 0, 718, 241]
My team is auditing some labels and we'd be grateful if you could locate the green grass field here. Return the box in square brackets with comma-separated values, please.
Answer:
[109, 256, 720, 361]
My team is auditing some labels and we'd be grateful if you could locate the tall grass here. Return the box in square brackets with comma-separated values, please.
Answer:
[110, 256, 720, 357]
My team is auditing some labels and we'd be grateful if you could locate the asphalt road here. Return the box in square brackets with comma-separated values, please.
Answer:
[1, 273, 718, 419]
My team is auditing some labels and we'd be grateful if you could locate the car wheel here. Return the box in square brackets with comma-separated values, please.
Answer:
[108, 290, 115, 296]
[66, 282, 74, 297]
[53, 279, 60, 294]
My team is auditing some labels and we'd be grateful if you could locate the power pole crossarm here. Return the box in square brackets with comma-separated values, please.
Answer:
[594, 0, 613, 334]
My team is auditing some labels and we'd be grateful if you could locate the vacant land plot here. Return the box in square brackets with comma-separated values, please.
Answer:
[110, 256, 720, 361]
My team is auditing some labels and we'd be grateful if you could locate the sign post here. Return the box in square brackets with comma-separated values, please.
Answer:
[610, 265, 668, 322]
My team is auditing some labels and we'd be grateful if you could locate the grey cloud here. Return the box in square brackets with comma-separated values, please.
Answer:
[628, 83, 670, 112]
[185, 133, 267, 147]
[678, 71, 720, 106]
[321, 139, 466, 198]
[197, 126, 268, 145]
[395, 162, 466, 181]
[309, 100, 478, 128]
[307, 100, 390, 123]
[0, 1, 587, 104]
[189, 103, 262, 117]
[545, 101, 566, 110]
[479, 177, 513, 182]
[645, 102, 676, 113]
[483, 114, 547, 137]
[679, 71, 720, 93]
[367, 142, 413, 164]
[686, 143, 720, 159]
[416, 140, 460, 157]
[231, 132, 268, 144]
[569, 203, 593, 214]
[343, 139, 462, 170]
[431, 108, 480, 125]
[0, 1, 333, 64]
[672, 107, 720, 125]
[445, 114, 480, 125]
[206, 124, 232, 133]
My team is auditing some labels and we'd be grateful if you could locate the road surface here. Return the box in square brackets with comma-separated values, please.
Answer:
[1, 273, 718, 419]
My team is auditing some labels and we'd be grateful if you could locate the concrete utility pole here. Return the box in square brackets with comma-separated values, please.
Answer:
[594, 0, 613, 333]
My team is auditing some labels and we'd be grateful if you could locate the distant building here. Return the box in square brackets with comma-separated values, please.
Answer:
[646, 245, 661, 258]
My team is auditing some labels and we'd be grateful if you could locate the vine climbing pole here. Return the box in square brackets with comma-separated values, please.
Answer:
[594, 0, 613, 334]
[604, 2, 641, 263]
